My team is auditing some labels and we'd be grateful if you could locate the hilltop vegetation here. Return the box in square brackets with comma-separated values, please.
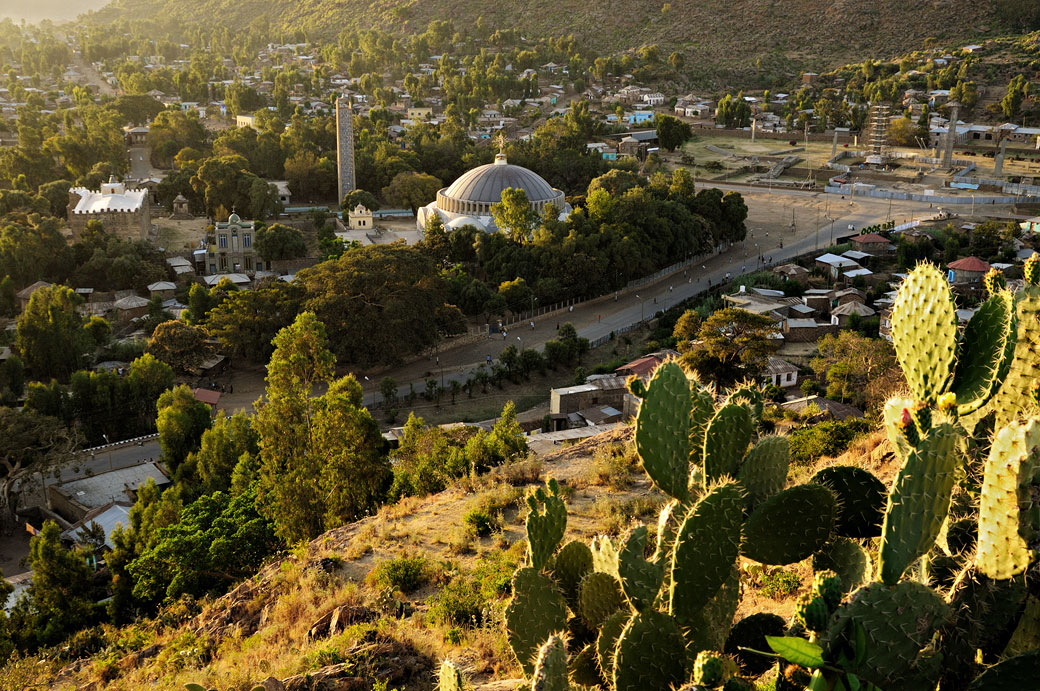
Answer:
[93, 0, 1014, 81]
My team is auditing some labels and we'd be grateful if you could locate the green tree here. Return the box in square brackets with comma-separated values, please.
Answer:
[340, 188, 381, 214]
[147, 320, 211, 374]
[16, 285, 91, 381]
[0, 408, 76, 531]
[679, 308, 778, 387]
[190, 413, 258, 494]
[254, 312, 391, 543]
[204, 280, 304, 362]
[15, 521, 95, 648]
[1001, 75, 1029, 120]
[255, 223, 308, 262]
[656, 114, 692, 151]
[810, 331, 902, 411]
[381, 171, 442, 214]
[156, 384, 212, 474]
[498, 277, 535, 314]
[492, 187, 536, 242]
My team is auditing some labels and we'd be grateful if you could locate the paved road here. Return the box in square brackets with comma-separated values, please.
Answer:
[129, 147, 153, 179]
[358, 186, 944, 407]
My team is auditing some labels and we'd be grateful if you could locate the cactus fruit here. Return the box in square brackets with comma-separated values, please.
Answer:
[878, 422, 959, 585]
[702, 403, 753, 483]
[951, 290, 1015, 415]
[809, 465, 886, 538]
[910, 400, 931, 436]
[526, 479, 567, 571]
[1025, 252, 1040, 285]
[531, 635, 569, 691]
[737, 436, 789, 506]
[884, 397, 918, 459]
[795, 594, 830, 633]
[984, 267, 1006, 297]
[550, 540, 593, 610]
[891, 263, 958, 404]
[669, 481, 744, 621]
[811, 571, 844, 611]
[741, 484, 836, 565]
[976, 419, 1040, 579]
[616, 525, 663, 611]
[612, 609, 689, 691]
[724, 613, 787, 677]
[692, 651, 728, 686]
[596, 610, 629, 678]
[824, 581, 950, 691]
[437, 660, 465, 691]
[811, 539, 870, 596]
[635, 361, 692, 502]
[578, 571, 625, 629]
[505, 568, 569, 677]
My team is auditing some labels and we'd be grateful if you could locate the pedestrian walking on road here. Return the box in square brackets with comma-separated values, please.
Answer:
[530, 321, 534, 329]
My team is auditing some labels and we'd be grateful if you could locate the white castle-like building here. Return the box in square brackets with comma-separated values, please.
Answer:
[67, 176, 151, 241]
[416, 153, 571, 234]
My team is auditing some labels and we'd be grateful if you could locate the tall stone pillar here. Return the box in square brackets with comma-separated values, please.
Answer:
[832, 129, 838, 158]
[751, 118, 756, 142]
[994, 137, 1008, 176]
[943, 101, 961, 170]
[336, 96, 356, 206]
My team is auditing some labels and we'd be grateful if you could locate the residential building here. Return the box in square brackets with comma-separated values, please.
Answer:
[208, 213, 261, 274]
[782, 395, 863, 421]
[947, 256, 991, 284]
[763, 357, 799, 389]
[849, 233, 890, 254]
[17, 280, 50, 312]
[830, 301, 876, 327]
[48, 462, 171, 523]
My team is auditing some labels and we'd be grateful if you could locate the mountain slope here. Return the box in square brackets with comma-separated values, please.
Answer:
[93, 0, 1003, 74]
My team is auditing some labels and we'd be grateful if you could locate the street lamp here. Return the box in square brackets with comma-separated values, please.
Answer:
[636, 294, 644, 323]
[101, 434, 113, 471]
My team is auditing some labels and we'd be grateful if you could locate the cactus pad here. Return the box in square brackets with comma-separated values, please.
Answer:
[653, 499, 682, 565]
[741, 484, 836, 565]
[596, 610, 629, 678]
[702, 402, 753, 483]
[952, 290, 1015, 415]
[505, 568, 569, 677]
[986, 286, 1040, 428]
[532, 635, 569, 691]
[824, 581, 949, 691]
[613, 609, 689, 691]
[693, 651, 727, 686]
[878, 422, 959, 585]
[578, 571, 625, 629]
[724, 613, 787, 676]
[669, 481, 744, 621]
[437, 660, 465, 691]
[967, 651, 1040, 691]
[891, 262, 958, 403]
[684, 565, 741, 654]
[636, 361, 693, 501]
[616, 525, 663, 611]
[809, 465, 886, 538]
[525, 479, 567, 571]
[977, 418, 1040, 579]
[550, 540, 593, 609]
[737, 436, 789, 506]
[795, 594, 830, 633]
[590, 535, 619, 577]
[811, 538, 870, 594]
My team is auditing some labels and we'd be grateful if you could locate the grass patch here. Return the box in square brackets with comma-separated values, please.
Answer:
[367, 555, 429, 593]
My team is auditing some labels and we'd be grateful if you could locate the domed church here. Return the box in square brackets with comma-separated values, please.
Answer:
[416, 152, 572, 234]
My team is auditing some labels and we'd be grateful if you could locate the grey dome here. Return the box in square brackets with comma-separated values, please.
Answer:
[442, 154, 558, 204]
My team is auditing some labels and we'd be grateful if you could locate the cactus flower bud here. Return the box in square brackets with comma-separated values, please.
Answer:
[983, 267, 1006, 297]
[937, 392, 956, 412]
[898, 407, 921, 447]
[911, 400, 932, 436]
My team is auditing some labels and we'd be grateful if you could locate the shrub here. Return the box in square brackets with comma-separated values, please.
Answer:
[759, 568, 801, 600]
[788, 418, 871, 464]
[592, 443, 637, 490]
[463, 506, 500, 537]
[368, 555, 429, 593]
[427, 578, 487, 628]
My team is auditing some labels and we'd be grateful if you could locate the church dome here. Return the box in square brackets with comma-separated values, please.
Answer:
[434, 153, 566, 217]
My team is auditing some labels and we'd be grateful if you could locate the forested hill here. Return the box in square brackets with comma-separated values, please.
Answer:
[92, 0, 1008, 75]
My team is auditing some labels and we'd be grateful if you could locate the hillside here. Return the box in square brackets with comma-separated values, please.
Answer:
[93, 0, 1005, 75]
[6, 425, 900, 691]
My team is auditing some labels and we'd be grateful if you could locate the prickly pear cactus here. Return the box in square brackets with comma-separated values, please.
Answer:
[811, 537, 870, 594]
[505, 568, 568, 677]
[692, 650, 728, 686]
[613, 609, 689, 691]
[616, 525, 663, 611]
[724, 613, 787, 676]
[951, 289, 1015, 416]
[741, 484, 836, 565]
[878, 422, 959, 585]
[702, 403, 753, 483]
[795, 594, 830, 633]
[596, 609, 629, 679]
[737, 435, 789, 506]
[531, 635, 569, 691]
[891, 263, 959, 404]
[526, 479, 567, 570]
[437, 660, 465, 691]
[824, 581, 949, 690]
[981, 285, 1040, 428]
[984, 267, 1006, 297]
[669, 481, 744, 620]
[550, 540, 593, 609]
[578, 571, 624, 629]
[809, 465, 886, 538]
[635, 361, 692, 502]
[977, 418, 1040, 579]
